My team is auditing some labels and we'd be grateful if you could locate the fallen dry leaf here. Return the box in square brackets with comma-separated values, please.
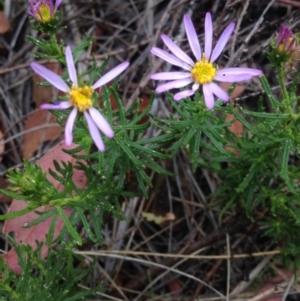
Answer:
[2, 142, 87, 274]
[225, 113, 244, 137]
[0, 11, 10, 34]
[225, 113, 244, 157]
[219, 82, 245, 100]
[167, 279, 182, 294]
[22, 110, 62, 159]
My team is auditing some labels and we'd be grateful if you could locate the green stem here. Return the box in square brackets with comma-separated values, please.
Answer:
[49, 33, 62, 58]
[277, 68, 289, 104]
[277, 67, 297, 120]
[0, 280, 19, 299]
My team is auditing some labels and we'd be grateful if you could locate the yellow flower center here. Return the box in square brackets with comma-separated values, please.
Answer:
[36, 3, 52, 22]
[191, 55, 216, 85]
[69, 85, 94, 112]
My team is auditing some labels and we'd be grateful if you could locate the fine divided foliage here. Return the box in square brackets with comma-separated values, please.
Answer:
[1, 1, 300, 299]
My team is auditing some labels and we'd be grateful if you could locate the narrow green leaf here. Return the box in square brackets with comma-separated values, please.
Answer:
[76, 207, 96, 242]
[245, 183, 256, 215]
[106, 146, 118, 177]
[0, 206, 35, 220]
[24, 209, 55, 228]
[204, 119, 227, 143]
[182, 121, 198, 145]
[236, 162, 259, 193]
[73, 35, 94, 61]
[26, 35, 49, 51]
[127, 140, 167, 159]
[166, 131, 189, 154]
[115, 137, 142, 167]
[114, 122, 150, 131]
[46, 212, 59, 246]
[111, 88, 125, 124]
[55, 206, 82, 245]
[242, 139, 285, 150]
[201, 126, 229, 155]
[239, 107, 289, 119]
[0, 189, 28, 200]
[135, 168, 150, 198]
[234, 108, 261, 137]
[128, 96, 153, 125]
[280, 139, 290, 179]
[102, 85, 113, 121]
[169, 97, 189, 118]
[91, 209, 103, 243]
[190, 128, 201, 171]
[279, 140, 295, 192]
[259, 75, 280, 111]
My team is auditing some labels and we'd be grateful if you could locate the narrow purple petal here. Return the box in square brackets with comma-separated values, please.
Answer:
[155, 78, 193, 93]
[174, 90, 195, 101]
[217, 68, 262, 76]
[210, 23, 235, 63]
[66, 46, 78, 86]
[54, 0, 62, 10]
[65, 108, 77, 146]
[215, 73, 253, 82]
[150, 72, 191, 81]
[28, 11, 35, 18]
[89, 107, 114, 138]
[31, 62, 70, 92]
[150, 47, 191, 71]
[192, 83, 199, 91]
[48, 1, 55, 16]
[161, 34, 194, 66]
[92, 62, 129, 89]
[202, 84, 215, 109]
[204, 13, 213, 59]
[206, 82, 229, 101]
[84, 111, 105, 152]
[287, 38, 296, 51]
[40, 101, 72, 110]
[276, 26, 285, 47]
[215, 68, 262, 82]
[184, 14, 201, 61]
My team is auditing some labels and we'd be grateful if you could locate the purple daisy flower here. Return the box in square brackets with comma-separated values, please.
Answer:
[150, 13, 262, 109]
[28, 0, 62, 23]
[31, 46, 129, 151]
[276, 25, 297, 53]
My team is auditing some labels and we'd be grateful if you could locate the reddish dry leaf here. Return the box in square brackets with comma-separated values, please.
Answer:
[22, 110, 62, 159]
[167, 279, 182, 294]
[0, 11, 10, 34]
[2, 142, 87, 274]
[225, 113, 244, 137]
[219, 82, 245, 100]
[225, 113, 243, 157]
